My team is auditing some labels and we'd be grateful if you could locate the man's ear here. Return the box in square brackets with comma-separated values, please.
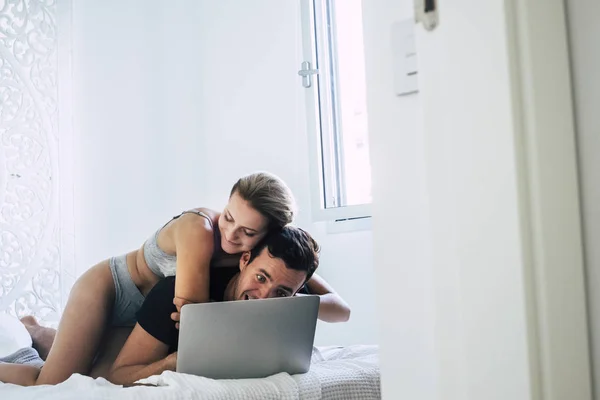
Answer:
[239, 251, 251, 272]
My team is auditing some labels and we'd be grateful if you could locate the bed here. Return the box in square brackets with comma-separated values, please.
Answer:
[0, 345, 380, 399]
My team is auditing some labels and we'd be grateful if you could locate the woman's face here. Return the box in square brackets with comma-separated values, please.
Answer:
[218, 191, 269, 254]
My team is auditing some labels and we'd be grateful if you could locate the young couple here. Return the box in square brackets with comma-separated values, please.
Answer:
[0, 172, 351, 386]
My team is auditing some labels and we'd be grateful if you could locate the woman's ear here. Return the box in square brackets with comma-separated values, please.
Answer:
[239, 251, 251, 271]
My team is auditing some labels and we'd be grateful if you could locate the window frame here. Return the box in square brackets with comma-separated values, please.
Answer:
[300, 0, 372, 222]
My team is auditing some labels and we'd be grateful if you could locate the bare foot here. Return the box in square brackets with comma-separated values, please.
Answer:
[19, 316, 38, 328]
[20, 316, 57, 361]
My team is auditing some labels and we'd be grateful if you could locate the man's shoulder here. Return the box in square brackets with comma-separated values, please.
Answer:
[137, 276, 177, 327]
[146, 276, 176, 303]
[136, 276, 178, 351]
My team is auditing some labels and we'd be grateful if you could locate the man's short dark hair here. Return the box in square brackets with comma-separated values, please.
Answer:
[248, 226, 320, 282]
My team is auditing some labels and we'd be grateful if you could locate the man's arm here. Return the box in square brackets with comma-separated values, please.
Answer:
[301, 273, 351, 323]
[108, 324, 176, 385]
[109, 277, 179, 385]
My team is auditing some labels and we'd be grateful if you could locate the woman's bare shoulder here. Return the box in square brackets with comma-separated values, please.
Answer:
[190, 207, 220, 227]
[165, 208, 218, 243]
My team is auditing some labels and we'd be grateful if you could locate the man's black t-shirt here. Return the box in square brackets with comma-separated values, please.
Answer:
[135, 267, 239, 353]
[136, 267, 311, 353]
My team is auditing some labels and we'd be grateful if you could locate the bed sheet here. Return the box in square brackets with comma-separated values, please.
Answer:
[0, 345, 380, 400]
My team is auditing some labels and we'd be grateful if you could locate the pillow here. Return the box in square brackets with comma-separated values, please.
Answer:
[0, 313, 32, 357]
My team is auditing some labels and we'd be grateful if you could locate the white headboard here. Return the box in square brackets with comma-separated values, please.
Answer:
[0, 0, 74, 328]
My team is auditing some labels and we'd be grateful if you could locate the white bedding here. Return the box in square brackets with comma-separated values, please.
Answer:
[0, 345, 380, 400]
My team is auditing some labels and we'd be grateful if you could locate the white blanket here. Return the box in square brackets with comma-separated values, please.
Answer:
[0, 345, 380, 400]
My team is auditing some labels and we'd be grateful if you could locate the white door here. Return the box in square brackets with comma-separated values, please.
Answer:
[366, 0, 593, 399]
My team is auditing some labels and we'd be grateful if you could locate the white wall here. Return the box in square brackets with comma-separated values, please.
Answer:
[71, 0, 378, 346]
[72, 1, 179, 264]
[565, 0, 600, 397]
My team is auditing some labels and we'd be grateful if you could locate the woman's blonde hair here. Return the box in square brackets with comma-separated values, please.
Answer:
[230, 172, 296, 229]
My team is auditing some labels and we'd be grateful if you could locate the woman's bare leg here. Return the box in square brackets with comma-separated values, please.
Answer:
[20, 316, 56, 361]
[1, 324, 134, 384]
[33, 260, 116, 385]
[0, 364, 41, 386]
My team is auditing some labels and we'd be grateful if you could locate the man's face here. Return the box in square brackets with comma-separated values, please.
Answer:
[233, 247, 307, 300]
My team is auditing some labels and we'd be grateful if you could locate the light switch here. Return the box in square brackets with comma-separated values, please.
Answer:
[391, 19, 418, 96]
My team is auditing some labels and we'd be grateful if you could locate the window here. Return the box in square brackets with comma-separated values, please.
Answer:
[300, 0, 372, 221]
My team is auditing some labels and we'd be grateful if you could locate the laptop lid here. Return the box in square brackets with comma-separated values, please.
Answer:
[176, 295, 320, 379]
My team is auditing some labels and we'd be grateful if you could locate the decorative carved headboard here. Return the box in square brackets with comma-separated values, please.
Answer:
[0, 0, 74, 328]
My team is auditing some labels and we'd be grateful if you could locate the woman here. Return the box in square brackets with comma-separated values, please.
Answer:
[0, 172, 350, 386]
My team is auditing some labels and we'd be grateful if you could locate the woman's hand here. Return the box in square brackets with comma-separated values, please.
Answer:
[172, 213, 215, 305]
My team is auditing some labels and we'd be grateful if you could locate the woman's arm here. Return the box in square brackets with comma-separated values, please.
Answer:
[302, 273, 351, 323]
[108, 324, 176, 385]
[172, 214, 215, 307]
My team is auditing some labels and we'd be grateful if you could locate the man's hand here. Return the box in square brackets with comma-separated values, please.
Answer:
[170, 310, 181, 329]
[172, 297, 215, 329]
[109, 324, 177, 385]
[172, 297, 191, 329]
[166, 352, 178, 371]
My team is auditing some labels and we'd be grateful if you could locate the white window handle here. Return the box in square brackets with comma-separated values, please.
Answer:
[298, 61, 319, 88]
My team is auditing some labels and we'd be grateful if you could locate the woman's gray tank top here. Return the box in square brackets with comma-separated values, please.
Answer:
[143, 210, 213, 278]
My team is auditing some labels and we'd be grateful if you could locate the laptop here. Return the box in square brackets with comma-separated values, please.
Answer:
[177, 295, 320, 379]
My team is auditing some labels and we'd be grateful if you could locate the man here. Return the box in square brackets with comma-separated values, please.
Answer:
[107, 225, 346, 384]
[1, 226, 350, 386]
